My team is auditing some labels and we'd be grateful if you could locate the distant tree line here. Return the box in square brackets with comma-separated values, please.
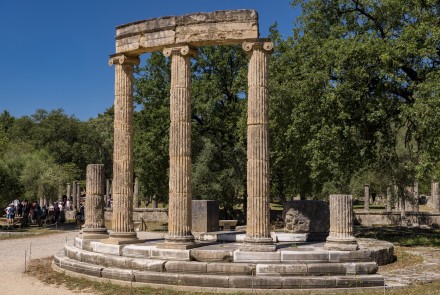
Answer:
[1, 0, 439, 210]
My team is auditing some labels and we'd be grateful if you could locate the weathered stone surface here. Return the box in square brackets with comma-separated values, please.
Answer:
[242, 41, 274, 249]
[233, 250, 280, 263]
[130, 258, 165, 271]
[192, 200, 219, 233]
[191, 248, 233, 262]
[335, 275, 384, 287]
[101, 267, 134, 281]
[107, 54, 139, 245]
[83, 164, 108, 239]
[256, 264, 308, 276]
[122, 244, 153, 257]
[177, 273, 230, 287]
[325, 195, 359, 251]
[281, 250, 329, 263]
[229, 276, 282, 289]
[282, 200, 330, 233]
[90, 241, 122, 256]
[54, 253, 102, 277]
[151, 248, 191, 261]
[135, 271, 179, 285]
[207, 263, 254, 275]
[162, 46, 196, 248]
[165, 261, 207, 274]
[115, 10, 259, 54]
[282, 277, 336, 289]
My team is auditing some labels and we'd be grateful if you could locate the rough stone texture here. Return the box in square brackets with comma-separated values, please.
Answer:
[160, 46, 197, 247]
[107, 54, 140, 244]
[364, 185, 370, 212]
[325, 194, 359, 251]
[233, 250, 280, 263]
[105, 208, 168, 223]
[386, 186, 392, 213]
[191, 200, 219, 233]
[82, 164, 108, 239]
[133, 177, 139, 208]
[242, 41, 274, 249]
[432, 181, 440, 212]
[115, 10, 259, 54]
[282, 200, 330, 234]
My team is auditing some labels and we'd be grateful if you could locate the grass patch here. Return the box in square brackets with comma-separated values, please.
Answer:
[355, 226, 440, 247]
[379, 246, 423, 272]
[0, 223, 77, 240]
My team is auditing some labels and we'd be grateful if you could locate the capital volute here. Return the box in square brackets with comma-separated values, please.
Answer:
[108, 54, 140, 66]
[163, 45, 198, 58]
[242, 40, 274, 54]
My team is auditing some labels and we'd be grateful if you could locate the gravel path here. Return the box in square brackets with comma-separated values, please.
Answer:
[0, 230, 85, 295]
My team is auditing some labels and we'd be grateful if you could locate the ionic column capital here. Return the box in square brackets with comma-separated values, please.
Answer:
[163, 45, 198, 58]
[108, 54, 140, 66]
[242, 40, 274, 53]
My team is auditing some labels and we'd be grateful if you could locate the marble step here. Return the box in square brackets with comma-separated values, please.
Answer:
[53, 252, 385, 290]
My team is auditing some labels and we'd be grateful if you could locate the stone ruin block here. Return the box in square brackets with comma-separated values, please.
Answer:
[282, 200, 330, 234]
[192, 200, 219, 233]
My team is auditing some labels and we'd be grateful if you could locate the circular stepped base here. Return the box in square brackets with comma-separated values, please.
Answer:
[53, 237, 394, 291]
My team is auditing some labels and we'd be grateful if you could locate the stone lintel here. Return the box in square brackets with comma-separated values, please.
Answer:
[114, 10, 259, 54]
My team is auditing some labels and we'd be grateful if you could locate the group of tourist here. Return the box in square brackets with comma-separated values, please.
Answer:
[3, 197, 85, 227]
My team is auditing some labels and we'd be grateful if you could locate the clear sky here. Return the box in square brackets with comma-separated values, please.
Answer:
[0, 0, 300, 121]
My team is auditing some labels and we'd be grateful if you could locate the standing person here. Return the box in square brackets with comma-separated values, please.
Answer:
[54, 202, 60, 224]
[21, 200, 30, 227]
[8, 204, 15, 225]
[4, 204, 12, 225]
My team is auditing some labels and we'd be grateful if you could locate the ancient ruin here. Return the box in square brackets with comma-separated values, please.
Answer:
[54, 10, 394, 291]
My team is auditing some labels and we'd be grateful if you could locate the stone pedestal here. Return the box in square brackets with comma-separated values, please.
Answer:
[364, 185, 369, 212]
[82, 164, 108, 240]
[386, 187, 392, 213]
[192, 200, 219, 233]
[160, 46, 197, 249]
[241, 40, 275, 252]
[105, 54, 141, 245]
[325, 194, 359, 251]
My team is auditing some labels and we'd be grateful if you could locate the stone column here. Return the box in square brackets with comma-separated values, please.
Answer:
[106, 54, 140, 244]
[413, 182, 419, 213]
[325, 194, 359, 251]
[386, 187, 392, 213]
[72, 181, 77, 209]
[241, 40, 275, 252]
[161, 45, 197, 249]
[106, 179, 110, 207]
[432, 181, 440, 212]
[364, 185, 370, 212]
[76, 183, 81, 209]
[66, 183, 72, 199]
[82, 164, 108, 239]
[133, 177, 139, 208]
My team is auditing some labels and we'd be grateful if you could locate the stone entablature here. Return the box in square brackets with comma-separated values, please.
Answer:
[115, 10, 259, 54]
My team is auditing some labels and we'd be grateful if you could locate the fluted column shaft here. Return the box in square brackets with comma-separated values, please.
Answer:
[133, 177, 139, 208]
[325, 194, 359, 251]
[364, 185, 369, 212]
[83, 164, 108, 239]
[164, 46, 196, 244]
[72, 181, 77, 209]
[66, 184, 72, 199]
[108, 54, 139, 241]
[242, 40, 273, 246]
[413, 182, 419, 213]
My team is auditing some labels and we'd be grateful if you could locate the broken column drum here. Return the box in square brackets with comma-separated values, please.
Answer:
[107, 54, 140, 244]
[163, 46, 197, 246]
[82, 164, 108, 239]
[325, 194, 359, 251]
[242, 41, 274, 250]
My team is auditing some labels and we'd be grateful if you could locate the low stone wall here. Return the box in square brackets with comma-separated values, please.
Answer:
[105, 208, 168, 223]
[355, 211, 440, 227]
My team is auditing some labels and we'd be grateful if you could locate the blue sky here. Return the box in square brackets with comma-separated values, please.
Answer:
[0, 1, 300, 121]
